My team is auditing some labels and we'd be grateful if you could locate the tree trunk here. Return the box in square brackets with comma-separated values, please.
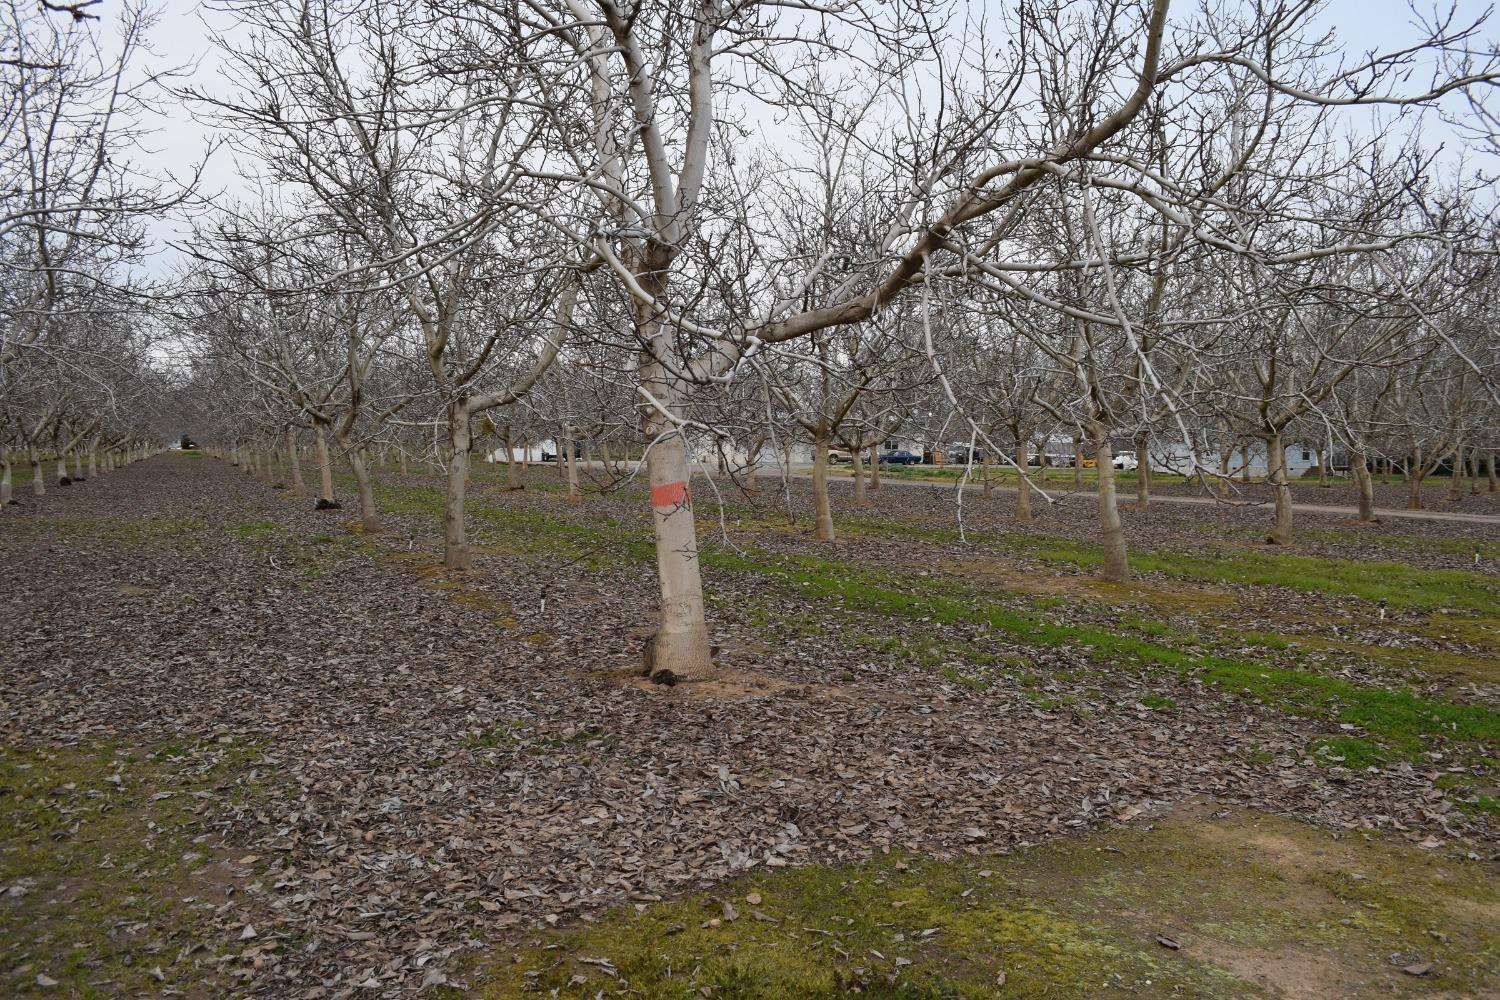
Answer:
[1073, 432, 1084, 488]
[443, 402, 471, 568]
[1134, 435, 1150, 507]
[314, 426, 338, 507]
[982, 455, 994, 498]
[1488, 450, 1498, 492]
[1217, 447, 1232, 497]
[564, 427, 580, 501]
[1447, 442, 1464, 501]
[508, 432, 524, 488]
[287, 430, 307, 497]
[640, 374, 713, 680]
[30, 449, 44, 496]
[812, 436, 835, 541]
[744, 441, 761, 492]
[345, 445, 381, 533]
[868, 445, 880, 491]
[1470, 447, 1482, 494]
[1266, 432, 1293, 545]
[57, 455, 70, 485]
[1351, 451, 1377, 524]
[87, 446, 98, 479]
[1014, 436, 1032, 521]
[1093, 422, 1128, 581]
[1407, 445, 1423, 508]
[851, 447, 868, 506]
[1240, 445, 1253, 482]
[1, 457, 11, 506]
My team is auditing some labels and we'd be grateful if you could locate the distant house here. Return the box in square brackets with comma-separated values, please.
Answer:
[1149, 441, 1345, 478]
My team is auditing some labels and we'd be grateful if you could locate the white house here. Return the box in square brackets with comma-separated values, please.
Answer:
[1148, 441, 1343, 478]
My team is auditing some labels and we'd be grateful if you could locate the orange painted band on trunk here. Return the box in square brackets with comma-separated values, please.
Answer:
[650, 480, 691, 508]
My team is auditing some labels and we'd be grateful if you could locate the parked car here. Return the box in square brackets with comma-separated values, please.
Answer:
[880, 449, 923, 465]
[826, 448, 851, 464]
[946, 446, 985, 464]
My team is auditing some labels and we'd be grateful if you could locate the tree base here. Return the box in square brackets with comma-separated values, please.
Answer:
[640, 628, 715, 684]
[59, 477, 72, 486]
[314, 498, 342, 510]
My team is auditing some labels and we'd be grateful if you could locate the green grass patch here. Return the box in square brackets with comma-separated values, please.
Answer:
[468, 811, 1499, 998]
[707, 548, 1499, 766]
[1, 738, 259, 997]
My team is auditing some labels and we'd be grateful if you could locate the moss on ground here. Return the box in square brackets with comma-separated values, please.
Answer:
[0, 738, 259, 997]
[466, 811, 1497, 998]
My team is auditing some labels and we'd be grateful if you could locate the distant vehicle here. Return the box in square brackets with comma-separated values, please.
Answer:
[880, 449, 922, 465]
[826, 448, 851, 464]
[541, 445, 583, 462]
[1112, 453, 1138, 471]
[946, 447, 985, 464]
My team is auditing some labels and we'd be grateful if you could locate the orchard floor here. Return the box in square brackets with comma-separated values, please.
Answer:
[2, 453, 1497, 998]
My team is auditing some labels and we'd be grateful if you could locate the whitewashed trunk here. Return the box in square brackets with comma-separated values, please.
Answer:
[288, 431, 307, 497]
[565, 427, 580, 500]
[1134, 435, 1150, 507]
[639, 334, 713, 681]
[314, 426, 337, 505]
[812, 437, 835, 541]
[347, 447, 381, 533]
[1352, 451, 1376, 523]
[443, 402, 471, 569]
[1093, 423, 1128, 581]
[1266, 433, 1293, 545]
[1447, 442, 1464, 501]
[1014, 436, 1032, 521]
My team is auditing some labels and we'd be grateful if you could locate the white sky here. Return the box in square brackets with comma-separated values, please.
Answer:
[103, 0, 1499, 275]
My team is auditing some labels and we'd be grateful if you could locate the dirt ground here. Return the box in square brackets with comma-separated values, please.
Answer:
[2, 454, 1496, 997]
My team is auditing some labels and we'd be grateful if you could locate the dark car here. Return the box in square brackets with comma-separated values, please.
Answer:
[880, 449, 922, 465]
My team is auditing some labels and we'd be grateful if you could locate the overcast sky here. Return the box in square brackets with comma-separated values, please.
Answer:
[108, 0, 1498, 274]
